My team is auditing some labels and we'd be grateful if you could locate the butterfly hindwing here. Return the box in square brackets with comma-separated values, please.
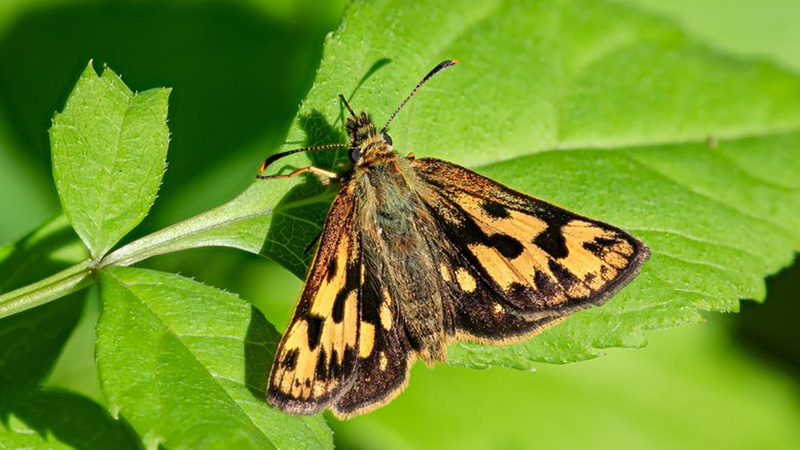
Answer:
[332, 261, 416, 418]
[413, 157, 650, 342]
[267, 185, 362, 414]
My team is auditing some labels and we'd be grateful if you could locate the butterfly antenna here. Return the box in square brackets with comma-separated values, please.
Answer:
[339, 94, 357, 118]
[259, 143, 350, 173]
[382, 59, 458, 132]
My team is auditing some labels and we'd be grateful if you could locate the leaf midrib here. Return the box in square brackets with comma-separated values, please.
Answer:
[91, 85, 136, 259]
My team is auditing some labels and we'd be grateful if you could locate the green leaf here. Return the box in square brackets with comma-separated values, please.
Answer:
[330, 319, 800, 450]
[0, 389, 141, 450]
[50, 61, 170, 260]
[96, 266, 332, 450]
[103, 0, 800, 369]
[0, 215, 88, 394]
[621, 0, 800, 72]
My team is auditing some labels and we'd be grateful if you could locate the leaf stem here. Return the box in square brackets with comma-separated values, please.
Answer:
[0, 177, 315, 320]
[0, 260, 95, 319]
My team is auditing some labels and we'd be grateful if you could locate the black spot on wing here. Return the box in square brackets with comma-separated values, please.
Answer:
[327, 347, 357, 383]
[533, 225, 569, 258]
[595, 236, 620, 247]
[329, 349, 341, 378]
[332, 289, 348, 323]
[341, 346, 357, 376]
[326, 256, 338, 282]
[307, 315, 324, 350]
[534, 270, 558, 296]
[529, 208, 576, 259]
[481, 200, 510, 219]
[281, 349, 299, 371]
[425, 194, 488, 246]
[360, 276, 381, 324]
[488, 233, 524, 259]
[583, 236, 622, 257]
[547, 259, 579, 290]
[315, 348, 329, 381]
[582, 241, 604, 257]
[331, 256, 362, 323]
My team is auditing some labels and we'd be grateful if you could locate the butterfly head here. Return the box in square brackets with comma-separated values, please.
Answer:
[345, 111, 394, 163]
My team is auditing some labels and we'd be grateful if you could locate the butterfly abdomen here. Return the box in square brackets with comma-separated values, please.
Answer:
[355, 157, 451, 365]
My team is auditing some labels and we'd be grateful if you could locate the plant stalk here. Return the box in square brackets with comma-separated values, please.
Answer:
[0, 260, 95, 319]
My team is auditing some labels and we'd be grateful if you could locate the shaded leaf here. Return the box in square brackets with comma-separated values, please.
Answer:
[0, 215, 88, 394]
[0, 389, 141, 450]
[0, 215, 87, 292]
[0, 295, 84, 395]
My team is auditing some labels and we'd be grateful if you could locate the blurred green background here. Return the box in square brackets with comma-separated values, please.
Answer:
[1, 0, 798, 449]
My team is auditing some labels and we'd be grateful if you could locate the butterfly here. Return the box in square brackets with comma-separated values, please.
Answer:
[258, 60, 650, 419]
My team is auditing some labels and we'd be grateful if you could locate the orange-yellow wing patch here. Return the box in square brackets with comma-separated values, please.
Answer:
[267, 187, 362, 415]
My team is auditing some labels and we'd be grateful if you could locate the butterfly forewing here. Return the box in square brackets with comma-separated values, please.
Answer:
[413, 158, 650, 340]
[267, 185, 362, 414]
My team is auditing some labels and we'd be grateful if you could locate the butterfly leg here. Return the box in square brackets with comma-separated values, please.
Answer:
[257, 166, 338, 184]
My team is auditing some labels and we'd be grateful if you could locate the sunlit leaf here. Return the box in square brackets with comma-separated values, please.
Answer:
[50, 62, 170, 259]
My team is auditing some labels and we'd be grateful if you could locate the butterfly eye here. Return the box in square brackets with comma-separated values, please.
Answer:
[382, 132, 393, 145]
[350, 146, 361, 161]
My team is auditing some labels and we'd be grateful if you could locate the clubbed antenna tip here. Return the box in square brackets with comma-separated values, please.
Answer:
[382, 60, 459, 131]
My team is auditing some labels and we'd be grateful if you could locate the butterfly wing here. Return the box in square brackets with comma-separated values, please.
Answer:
[331, 259, 417, 419]
[412, 157, 650, 343]
[267, 185, 362, 414]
